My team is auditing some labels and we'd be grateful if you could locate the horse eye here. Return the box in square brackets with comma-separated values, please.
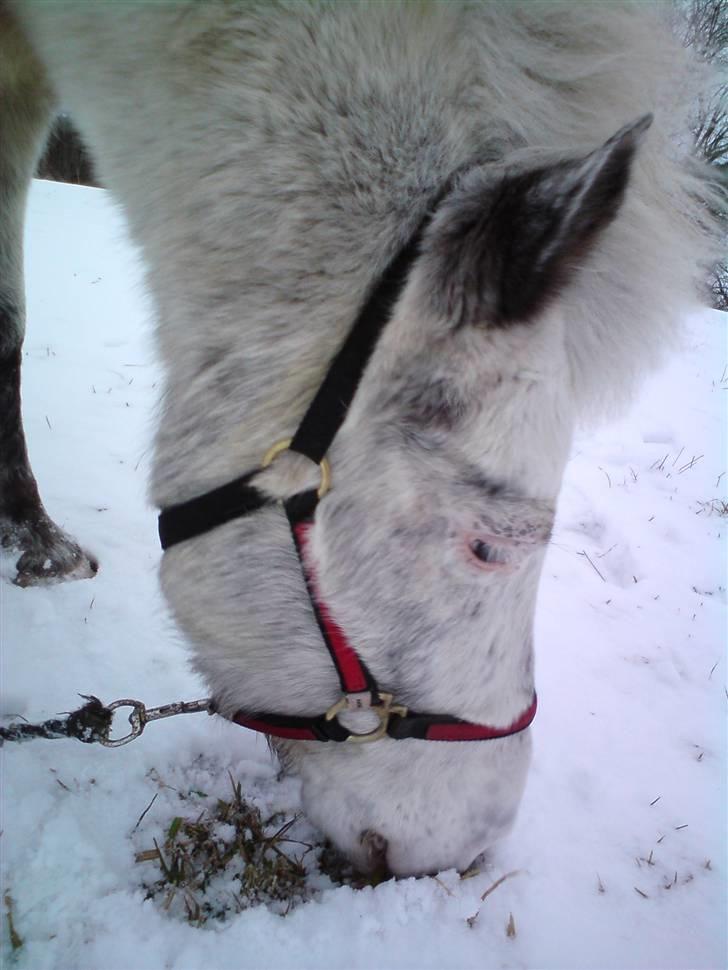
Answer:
[470, 540, 505, 564]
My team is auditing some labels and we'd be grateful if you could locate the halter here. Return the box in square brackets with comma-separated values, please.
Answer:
[158, 204, 537, 743]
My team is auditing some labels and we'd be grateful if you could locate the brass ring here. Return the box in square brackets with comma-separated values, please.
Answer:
[261, 438, 331, 499]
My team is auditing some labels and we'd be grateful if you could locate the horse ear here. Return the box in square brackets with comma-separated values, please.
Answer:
[427, 114, 653, 328]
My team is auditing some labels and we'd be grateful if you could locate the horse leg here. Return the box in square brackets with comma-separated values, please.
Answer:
[0, 13, 98, 586]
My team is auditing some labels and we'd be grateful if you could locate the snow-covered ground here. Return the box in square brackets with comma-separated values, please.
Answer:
[1, 181, 726, 970]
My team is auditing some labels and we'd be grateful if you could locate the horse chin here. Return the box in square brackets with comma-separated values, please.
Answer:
[289, 729, 532, 878]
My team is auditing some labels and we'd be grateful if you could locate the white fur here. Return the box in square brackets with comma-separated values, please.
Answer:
[6, 0, 717, 875]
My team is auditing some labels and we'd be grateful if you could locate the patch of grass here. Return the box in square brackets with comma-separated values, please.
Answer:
[136, 774, 311, 923]
[135, 774, 381, 925]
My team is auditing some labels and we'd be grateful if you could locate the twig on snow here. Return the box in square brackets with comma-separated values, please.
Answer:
[578, 549, 606, 582]
[132, 792, 159, 833]
[678, 454, 704, 474]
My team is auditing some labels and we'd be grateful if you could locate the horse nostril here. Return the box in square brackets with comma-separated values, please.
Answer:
[360, 828, 389, 872]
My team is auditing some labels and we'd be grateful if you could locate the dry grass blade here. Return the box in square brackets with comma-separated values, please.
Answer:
[677, 454, 704, 473]
[506, 912, 517, 938]
[433, 876, 454, 897]
[135, 848, 162, 863]
[578, 549, 606, 582]
[4, 894, 23, 950]
[697, 498, 728, 516]
[132, 792, 159, 833]
[480, 869, 522, 902]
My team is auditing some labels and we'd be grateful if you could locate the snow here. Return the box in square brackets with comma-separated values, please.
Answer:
[1, 180, 726, 969]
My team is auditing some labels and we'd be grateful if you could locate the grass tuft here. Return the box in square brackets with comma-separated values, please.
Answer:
[135, 775, 381, 924]
[136, 776, 310, 924]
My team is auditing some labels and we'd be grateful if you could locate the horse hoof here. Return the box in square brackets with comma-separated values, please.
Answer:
[11, 536, 98, 587]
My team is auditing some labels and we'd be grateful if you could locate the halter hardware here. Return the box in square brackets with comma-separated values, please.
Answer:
[261, 437, 331, 500]
[325, 691, 409, 744]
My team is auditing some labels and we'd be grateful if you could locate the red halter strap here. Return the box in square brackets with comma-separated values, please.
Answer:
[229, 518, 538, 744]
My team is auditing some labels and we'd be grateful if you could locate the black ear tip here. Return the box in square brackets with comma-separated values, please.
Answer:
[424, 113, 657, 330]
[634, 112, 655, 134]
[607, 113, 654, 152]
[628, 113, 654, 144]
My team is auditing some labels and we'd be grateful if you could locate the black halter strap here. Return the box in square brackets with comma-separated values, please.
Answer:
[287, 226, 428, 467]
[158, 472, 263, 550]
[158, 212, 430, 551]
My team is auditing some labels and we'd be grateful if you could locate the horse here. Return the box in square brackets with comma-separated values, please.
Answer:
[0, 1, 717, 876]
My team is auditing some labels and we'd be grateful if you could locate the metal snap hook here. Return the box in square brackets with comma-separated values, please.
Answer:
[99, 699, 146, 747]
[98, 697, 213, 747]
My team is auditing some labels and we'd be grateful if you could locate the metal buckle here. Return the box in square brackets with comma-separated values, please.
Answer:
[325, 691, 408, 743]
[261, 438, 331, 499]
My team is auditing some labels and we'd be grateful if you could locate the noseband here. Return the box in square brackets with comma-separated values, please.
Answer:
[158, 204, 537, 743]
